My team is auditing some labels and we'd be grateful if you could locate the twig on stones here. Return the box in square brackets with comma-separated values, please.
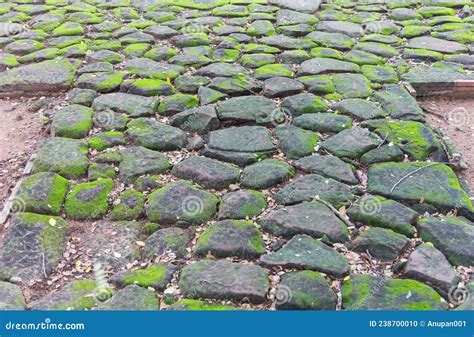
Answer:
[389, 162, 441, 195]
[313, 196, 354, 229]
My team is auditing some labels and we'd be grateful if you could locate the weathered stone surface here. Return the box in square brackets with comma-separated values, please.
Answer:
[92, 93, 158, 117]
[276, 271, 336, 310]
[29, 280, 98, 310]
[97, 285, 159, 310]
[373, 85, 424, 121]
[280, 93, 328, 116]
[0, 59, 78, 96]
[146, 181, 218, 225]
[347, 195, 418, 237]
[166, 299, 235, 311]
[403, 244, 460, 297]
[119, 146, 170, 184]
[295, 155, 358, 185]
[218, 190, 267, 220]
[262, 77, 304, 98]
[407, 36, 468, 54]
[275, 174, 353, 207]
[65, 179, 113, 220]
[294, 113, 352, 133]
[179, 259, 270, 304]
[112, 264, 177, 291]
[206, 126, 276, 154]
[124, 58, 184, 79]
[275, 125, 319, 159]
[32, 137, 89, 179]
[241, 159, 295, 190]
[0, 281, 25, 310]
[144, 227, 193, 259]
[195, 220, 265, 258]
[15, 172, 70, 215]
[270, 0, 321, 13]
[51, 104, 93, 139]
[109, 190, 145, 221]
[349, 227, 410, 261]
[417, 216, 474, 266]
[333, 98, 386, 121]
[298, 58, 359, 76]
[217, 96, 277, 124]
[342, 274, 448, 310]
[0, 213, 68, 281]
[260, 202, 349, 243]
[367, 162, 474, 219]
[171, 156, 240, 190]
[260, 235, 350, 277]
[127, 118, 186, 151]
[195, 62, 248, 77]
[320, 127, 380, 159]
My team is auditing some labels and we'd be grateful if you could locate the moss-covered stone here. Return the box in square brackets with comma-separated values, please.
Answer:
[276, 271, 337, 310]
[342, 274, 447, 310]
[88, 131, 126, 151]
[254, 63, 294, 79]
[88, 163, 116, 181]
[65, 179, 114, 220]
[15, 172, 70, 215]
[109, 190, 144, 221]
[367, 162, 474, 219]
[76, 71, 124, 93]
[361, 65, 399, 84]
[29, 280, 98, 310]
[127, 118, 186, 151]
[167, 299, 235, 311]
[52, 104, 93, 139]
[241, 159, 295, 190]
[32, 137, 89, 179]
[146, 180, 218, 225]
[274, 125, 319, 159]
[0, 281, 26, 310]
[158, 94, 199, 116]
[195, 219, 265, 258]
[0, 212, 69, 281]
[112, 264, 177, 291]
[218, 190, 267, 220]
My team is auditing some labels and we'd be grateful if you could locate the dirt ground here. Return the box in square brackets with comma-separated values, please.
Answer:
[0, 97, 63, 206]
[418, 96, 474, 192]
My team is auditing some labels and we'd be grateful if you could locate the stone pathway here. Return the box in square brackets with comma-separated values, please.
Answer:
[0, 0, 473, 311]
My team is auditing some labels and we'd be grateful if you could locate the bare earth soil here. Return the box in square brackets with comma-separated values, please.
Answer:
[418, 97, 474, 191]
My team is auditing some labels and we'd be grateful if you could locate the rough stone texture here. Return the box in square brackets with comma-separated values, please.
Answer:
[172, 156, 240, 190]
[260, 202, 349, 243]
[146, 181, 219, 225]
[342, 274, 448, 310]
[349, 227, 410, 261]
[97, 285, 159, 310]
[179, 259, 270, 304]
[111, 264, 177, 291]
[417, 216, 474, 266]
[195, 220, 265, 258]
[260, 235, 350, 277]
[0, 59, 78, 96]
[144, 227, 193, 260]
[0, 213, 68, 282]
[0, 281, 26, 310]
[403, 244, 460, 298]
[276, 271, 336, 310]
[29, 280, 97, 310]
[275, 174, 353, 207]
[218, 190, 267, 220]
[368, 162, 474, 220]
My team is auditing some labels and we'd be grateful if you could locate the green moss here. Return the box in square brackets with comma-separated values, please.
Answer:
[144, 47, 178, 61]
[254, 63, 294, 79]
[158, 94, 199, 115]
[400, 25, 432, 37]
[404, 48, 443, 61]
[342, 274, 373, 308]
[16, 172, 70, 215]
[169, 299, 234, 311]
[373, 121, 440, 160]
[88, 163, 116, 180]
[65, 179, 114, 220]
[384, 278, 443, 310]
[244, 43, 280, 54]
[90, 40, 122, 52]
[310, 47, 343, 59]
[361, 65, 399, 84]
[213, 48, 240, 62]
[143, 222, 160, 235]
[122, 265, 167, 287]
[88, 131, 126, 151]
[52, 22, 84, 36]
[124, 43, 151, 57]
[109, 190, 145, 221]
